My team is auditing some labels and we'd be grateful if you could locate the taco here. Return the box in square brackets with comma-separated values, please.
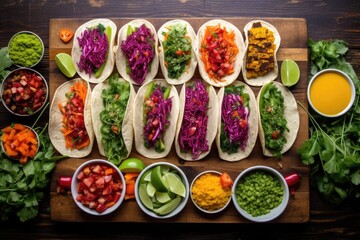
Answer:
[197, 19, 245, 87]
[116, 19, 159, 86]
[242, 20, 281, 86]
[133, 79, 179, 159]
[216, 81, 258, 161]
[175, 80, 219, 161]
[71, 18, 117, 84]
[49, 78, 94, 158]
[157, 19, 197, 85]
[257, 81, 299, 158]
[91, 73, 135, 165]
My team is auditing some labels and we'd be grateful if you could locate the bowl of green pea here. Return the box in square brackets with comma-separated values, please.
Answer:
[8, 31, 44, 68]
[231, 165, 289, 222]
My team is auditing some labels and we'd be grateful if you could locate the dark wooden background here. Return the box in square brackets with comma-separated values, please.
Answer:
[0, 0, 359, 239]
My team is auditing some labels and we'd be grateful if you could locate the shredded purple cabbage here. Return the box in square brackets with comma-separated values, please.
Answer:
[144, 86, 172, 147]
[178, 80, 209, 159]
[222, 93, 249, 150]
[121, 24, 155, 85]
[77, 26, 108, 76]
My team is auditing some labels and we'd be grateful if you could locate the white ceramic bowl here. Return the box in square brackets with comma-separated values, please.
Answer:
[1, 67, 48, 117]
[71, 159, 126, 216]
[135, 162, 189, 219]
[190, 170, 232, 214]
[8, 31, 44, 68]
[231, 165, 289, 222]
[307, 68, 355, 118]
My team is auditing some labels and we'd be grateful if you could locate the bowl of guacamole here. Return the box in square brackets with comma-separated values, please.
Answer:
[8, 31, 44, 68]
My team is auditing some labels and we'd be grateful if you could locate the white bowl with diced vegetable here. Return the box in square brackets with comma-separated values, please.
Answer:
[71, 159, 126, 216]
[231, 165, 289, 222]
[135, 162, 189, 219]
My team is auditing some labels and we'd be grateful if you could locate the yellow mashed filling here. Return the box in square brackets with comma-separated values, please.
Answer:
[191, 172, 231, 211]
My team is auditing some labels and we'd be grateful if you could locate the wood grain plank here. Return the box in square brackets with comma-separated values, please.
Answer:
[49, 17, 309, 223]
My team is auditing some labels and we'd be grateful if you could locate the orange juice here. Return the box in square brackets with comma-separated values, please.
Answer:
[309, 71, 352, 116]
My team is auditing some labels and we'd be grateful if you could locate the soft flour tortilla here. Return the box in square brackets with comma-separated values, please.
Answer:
[242, 20, 281, 87]
[197, 19, 245, 88]
[175, 80, 219, 161]
[157, 19, 197, 85]
[216, 81, 258, 161]
[48, 78, 94, 158]
[91, 77, 135, 157]
[133, 79, 179, 158]
[257, 81, 300, 157]
[71, 18, 117, 84]
[115, 19, 159, 86]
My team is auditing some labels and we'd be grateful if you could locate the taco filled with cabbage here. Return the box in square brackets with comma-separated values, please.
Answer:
[257, 81, 299, 158]
[175, 79, 219, 161]
[157, 19, 197, 85]
[49, 78, 94, 158]
[91, 73, 135, 165]
[216, 81, 258, 161]
[116, 19, 159, 86]
[72, 18, 117, 84]
[242, 20, 281, 87]
[133, 79, 179, 158]
[197, 19, 245, 87]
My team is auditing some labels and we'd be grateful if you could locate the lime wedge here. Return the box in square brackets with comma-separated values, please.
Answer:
[151, 166, 168, 192]
[155, 191, 172, 204]
[55, 53, 76, 78]
[153, 197, 181, 216]
[146, 182, 156, 198]
[281, 59, 300, 87]
[163, 172, 186, 198]
[139, 183, 153, 210]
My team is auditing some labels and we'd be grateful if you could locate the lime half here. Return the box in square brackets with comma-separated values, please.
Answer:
[55, 53, 76, 78]
[281, 59, 300, 87]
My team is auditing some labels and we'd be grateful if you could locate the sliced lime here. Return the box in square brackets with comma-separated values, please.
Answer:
[146, 182, 156, 198]
[163, 172, 186, 198]
[155, 191, 172, 204]
[139, 169, 152, 184]
[55, 53, 76, 78]
[153, 197, 182, 216]
[281, 59, 300, 87]
[151, 166, 168, 192]
[139, 183, 153, 210]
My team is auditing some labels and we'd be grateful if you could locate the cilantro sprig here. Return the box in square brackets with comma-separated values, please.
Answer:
[298, 39, 360, 205]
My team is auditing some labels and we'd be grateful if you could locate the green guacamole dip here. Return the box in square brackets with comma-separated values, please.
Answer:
[8, 32, 43, 67]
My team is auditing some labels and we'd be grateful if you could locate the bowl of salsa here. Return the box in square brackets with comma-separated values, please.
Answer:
[307, 68, 355, 118]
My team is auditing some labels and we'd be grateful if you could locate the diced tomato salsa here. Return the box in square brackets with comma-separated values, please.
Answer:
[200, 24, 239, 82]
[75, 162, 124, 214]
[2, 69, 47, 115]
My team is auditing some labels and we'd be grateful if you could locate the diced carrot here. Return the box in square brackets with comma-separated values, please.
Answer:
[8, 129, 16, 141]
[62, 129, 73, 137]
[30, 144, 38, 151]
[125, 182, 135, 196]
[124, 172, 140, 182]
[29, 137, 38, 145]
[4, 143, 18, 157]
[20, 142, 30, 150]
[28, 149, 36, 158]
[11, 138, 20, 148]
[104, 168, 114, 176]
[17, 146, 27, 156]
[14, 123, 26, 131]
[1, 126, 13, 133]
[19, 156, 28, 165]
[1, 133, 9, 143]
[124, 194, 135, 200]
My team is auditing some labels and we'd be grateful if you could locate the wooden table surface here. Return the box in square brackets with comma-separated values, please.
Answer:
[0, 0, 359, 239]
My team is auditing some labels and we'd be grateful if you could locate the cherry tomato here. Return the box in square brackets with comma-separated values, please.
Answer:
[220, 172, 233, 189]
[59, 28, 74, 43]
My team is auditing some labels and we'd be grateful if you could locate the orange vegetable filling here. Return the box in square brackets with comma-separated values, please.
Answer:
[59, 28, 74, 43]
[58, 80, 90, 150]
[1, 123, 38, 164]
[200, 24, 239, 83]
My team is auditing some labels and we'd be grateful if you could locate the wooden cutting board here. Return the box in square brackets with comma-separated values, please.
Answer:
[49, 17, 309, 223]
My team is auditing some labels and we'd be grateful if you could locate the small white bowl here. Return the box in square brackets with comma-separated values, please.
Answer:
[190, 170, 232, 214]
[135, 162, 189, 219]
[1, 67, 48, 117]
[8, 31, 44, 68]
[231, 165, 289, 222]
[71, 159, 126, 216]
[307, 68, 355, 118]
